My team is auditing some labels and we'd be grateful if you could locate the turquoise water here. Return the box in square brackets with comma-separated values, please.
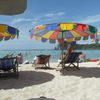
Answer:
[0, 50, 100, 62]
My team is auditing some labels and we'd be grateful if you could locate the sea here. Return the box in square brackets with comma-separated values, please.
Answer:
[0, 49, 100, 62]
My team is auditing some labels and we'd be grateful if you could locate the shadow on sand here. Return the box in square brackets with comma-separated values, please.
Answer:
[0, 71, 54, 90]
[28, 96, 55, 100]
[60, 66, 100, 78]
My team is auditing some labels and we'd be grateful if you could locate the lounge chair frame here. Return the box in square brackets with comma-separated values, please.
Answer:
[58, 52, 81, 70]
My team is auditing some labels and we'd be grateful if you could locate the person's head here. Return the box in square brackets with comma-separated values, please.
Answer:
[67, 44, 72, 49]
[18, 52, 21, 56]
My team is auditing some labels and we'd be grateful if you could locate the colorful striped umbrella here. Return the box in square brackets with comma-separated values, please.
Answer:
[29, 23, 98, 68]
[0, 24, 19, 41]
[30, 23, 97, 43]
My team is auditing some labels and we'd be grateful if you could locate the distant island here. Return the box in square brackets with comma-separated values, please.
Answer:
[54, 42, 100, 50]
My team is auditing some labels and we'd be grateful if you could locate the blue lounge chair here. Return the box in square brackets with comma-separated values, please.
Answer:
[0, 57, 19, 77]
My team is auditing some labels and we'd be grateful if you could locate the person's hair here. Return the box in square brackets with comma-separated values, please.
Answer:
[67, 44, 72, 48]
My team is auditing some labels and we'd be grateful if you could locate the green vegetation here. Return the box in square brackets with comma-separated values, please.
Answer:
[55, 42, 100, 50]
[73, 44, 100, 50]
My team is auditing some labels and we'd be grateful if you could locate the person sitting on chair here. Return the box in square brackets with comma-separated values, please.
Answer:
[67, 44, 74, 55]
[57, 44, 74, 68]
[64, 44, 74, 60]
[58, 44, 74, 63]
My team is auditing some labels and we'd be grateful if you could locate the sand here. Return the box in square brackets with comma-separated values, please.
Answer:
[0, 61, 100, 100]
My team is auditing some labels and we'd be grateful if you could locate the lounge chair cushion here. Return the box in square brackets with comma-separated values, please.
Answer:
[0, 57, 16, 71]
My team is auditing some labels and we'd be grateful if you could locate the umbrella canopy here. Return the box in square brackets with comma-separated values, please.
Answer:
[0, 24, 19, 41]
[0, 0, 27, 15]
[30, 23, 97, 43]
[96, 33, 100, 42]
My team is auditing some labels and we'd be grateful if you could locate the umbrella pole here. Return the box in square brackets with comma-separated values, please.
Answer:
[61, 31, 64, 68]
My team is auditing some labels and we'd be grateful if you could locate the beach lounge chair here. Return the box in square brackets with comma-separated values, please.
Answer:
[32, 55, 51, 69]
[58, 52, 81, 70]
[0, 57, 19, 77]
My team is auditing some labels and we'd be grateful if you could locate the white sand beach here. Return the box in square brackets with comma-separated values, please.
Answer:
[0, 61, 100, 100]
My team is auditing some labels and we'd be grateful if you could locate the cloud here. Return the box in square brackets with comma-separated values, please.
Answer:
[35, 12, 65, 24]
[31, 12, 65, 25]
[45, 12, 65, 17]
[11, 12, 65, 27]
[79, 15, 100, 24]
[12, 18, 33, 24]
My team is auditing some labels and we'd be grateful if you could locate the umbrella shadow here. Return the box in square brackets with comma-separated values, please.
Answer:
[0, 71, 54, 90]
[35, 67, 56, 70]
[28, 96, 55, 100]
[60, 66, 100, 78]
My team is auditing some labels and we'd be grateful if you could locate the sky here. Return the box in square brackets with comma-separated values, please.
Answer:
[0, 0, 100, 50]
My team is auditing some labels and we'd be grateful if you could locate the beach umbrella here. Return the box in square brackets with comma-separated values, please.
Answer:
[0, 0, 27, 15]
[0, 24, 19, 41]
[95, 33, 100, 43]
[29, 23, 98, 67]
